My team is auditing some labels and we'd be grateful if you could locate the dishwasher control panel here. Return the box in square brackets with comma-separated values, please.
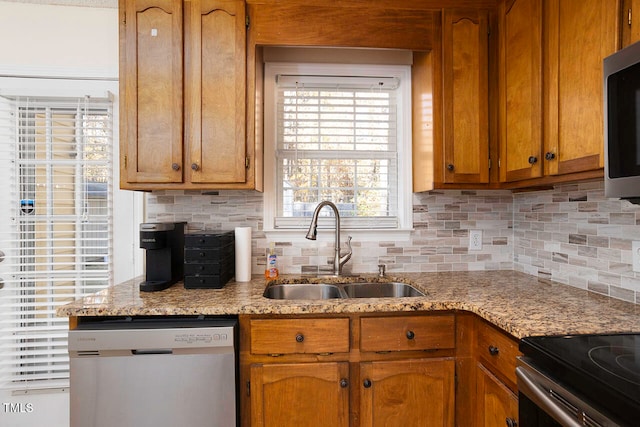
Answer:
[69, 317, 237, 353]
[174, 331, 229, 344]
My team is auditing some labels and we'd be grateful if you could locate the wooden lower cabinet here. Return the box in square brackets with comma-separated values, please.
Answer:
[250, 361, 350, 427]
[474, 319, 521, 427]
[360, 358, 455, 427]
[240, 312, 517, 427]
[476, 363, 518, 427]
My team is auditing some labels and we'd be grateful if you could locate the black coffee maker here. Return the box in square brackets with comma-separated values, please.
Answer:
[139, 222, 186, 292]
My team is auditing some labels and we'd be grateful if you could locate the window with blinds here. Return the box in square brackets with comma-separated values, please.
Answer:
[266, 64, 412, 231]
[0, 95, 113, 391]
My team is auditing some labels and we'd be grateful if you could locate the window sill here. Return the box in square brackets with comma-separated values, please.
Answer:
[263, 228, 414, 242]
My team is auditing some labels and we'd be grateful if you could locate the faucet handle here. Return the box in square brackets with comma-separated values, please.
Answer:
[378, 264, 386, 277]
[339, 235, 353, 268]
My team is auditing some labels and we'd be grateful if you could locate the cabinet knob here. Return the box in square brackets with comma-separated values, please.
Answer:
[191, 163, 200, 171]
[506, 417, 517, 427]
[447, 164, 454, 171]
[363, 379, 372, 388]
[340, 378, 349, 388]
[528, 156, 538, 165]
[171, 163, 180, 171]
[488, 345, 500, 356]
[295, 333, 304, 343]
[545, 152, 556, 161]
[406, 330, 415, 340]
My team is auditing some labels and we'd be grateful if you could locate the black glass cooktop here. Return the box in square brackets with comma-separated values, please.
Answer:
[520, 333, 640, 426]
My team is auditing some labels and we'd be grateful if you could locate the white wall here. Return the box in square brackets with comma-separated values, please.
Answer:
[0, 1, 118, 78]
[0, 3, 133, 427]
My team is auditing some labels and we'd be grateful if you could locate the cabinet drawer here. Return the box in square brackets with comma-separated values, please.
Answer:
[360, 314, 455, 352]
[250, 318, 350, 355]
[476, 321, 520, 386]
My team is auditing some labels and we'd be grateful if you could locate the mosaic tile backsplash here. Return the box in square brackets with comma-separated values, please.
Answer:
[145, 180, 640, 304]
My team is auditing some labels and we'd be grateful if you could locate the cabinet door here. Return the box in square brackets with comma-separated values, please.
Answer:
[185, 0, 247, 184]
[121, 0, 183, 184]
[360, 358, 455, 427]
[543, 0, 618, 176]
[250, 362, 349, 427]
[498, 0, 543, 182]
[476, 364, 518, 427]
[441, 9, 490, 184]
[621, 0, 640, 47]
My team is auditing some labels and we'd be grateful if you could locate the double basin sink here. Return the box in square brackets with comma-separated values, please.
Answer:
[263, 280, 425, 300]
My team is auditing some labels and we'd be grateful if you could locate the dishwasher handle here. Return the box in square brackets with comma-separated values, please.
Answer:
[132, 349, 173, 355]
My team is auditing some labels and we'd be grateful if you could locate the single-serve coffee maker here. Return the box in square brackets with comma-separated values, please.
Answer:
[139, 222, 186, 292]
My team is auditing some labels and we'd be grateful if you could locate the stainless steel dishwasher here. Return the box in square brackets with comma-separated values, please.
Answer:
[68, 316, 237, 427]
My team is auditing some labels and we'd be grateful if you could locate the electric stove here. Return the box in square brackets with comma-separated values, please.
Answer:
[518, 333, 640, 426]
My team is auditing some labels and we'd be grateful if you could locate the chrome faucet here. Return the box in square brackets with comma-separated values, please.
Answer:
[305, 201, 352, 276]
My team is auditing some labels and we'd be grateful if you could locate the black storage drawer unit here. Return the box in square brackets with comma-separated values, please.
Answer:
[184, 231, 235, 289]
[185, 233, 234, 248]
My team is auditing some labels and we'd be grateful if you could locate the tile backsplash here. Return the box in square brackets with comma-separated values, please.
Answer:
[146, 180, 640, 304]
[513, 180, 640, 304]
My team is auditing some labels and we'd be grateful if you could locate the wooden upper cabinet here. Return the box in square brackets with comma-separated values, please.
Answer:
[498, 0, 543, 182]
[121, 0, 183, 184]
[543, 0, 618, 176]
[185, 0, 247, 184]
[440, 9, 490, 185]
[120, 0, 251, 190]
[621, 0, 640, 47]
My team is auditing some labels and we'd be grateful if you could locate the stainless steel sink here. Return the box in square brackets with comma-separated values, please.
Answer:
[263, 281, 425, 300]
[342, 282, 425, 298]
[263, 283, 345, 300]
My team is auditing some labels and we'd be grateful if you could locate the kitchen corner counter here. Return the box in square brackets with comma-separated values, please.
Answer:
[56, 270, 640, 339]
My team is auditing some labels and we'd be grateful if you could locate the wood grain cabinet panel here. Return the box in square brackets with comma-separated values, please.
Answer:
[476, 363, 519, 427]
[249, 318, 350, 355]
[621, 0, 640, 47]
[185, 0, 247, 184]
[498, 0, 543, 182]
[360, 314, 455, 353]
[543, 0, 618, 177]
[119, 0, 252, 190]
[476, 320, 520, 390]
[359, 358, 455, 427]
[121, 0, 183, 184]
[499, 0, 619, 187]
[440, 9, 490, 185]
[250, 362, 350, 427]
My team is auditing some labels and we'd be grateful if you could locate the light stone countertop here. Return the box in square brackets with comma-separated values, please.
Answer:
[56, 270, 640, 339]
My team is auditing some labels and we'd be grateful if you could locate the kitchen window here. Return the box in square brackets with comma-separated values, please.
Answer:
[263, 62, 413, 238]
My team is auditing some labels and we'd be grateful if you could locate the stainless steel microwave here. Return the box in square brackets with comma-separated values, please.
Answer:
[604, 40, 640, 203]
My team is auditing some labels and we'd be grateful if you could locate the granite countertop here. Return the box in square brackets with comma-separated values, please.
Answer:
[56, 270, 640, 339]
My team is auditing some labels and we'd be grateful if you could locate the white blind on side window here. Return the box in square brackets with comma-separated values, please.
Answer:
[274, 74, 400, 229]
[0, 95, 113, 391]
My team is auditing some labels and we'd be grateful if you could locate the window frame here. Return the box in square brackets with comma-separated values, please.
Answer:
[263, 62, 414, 241]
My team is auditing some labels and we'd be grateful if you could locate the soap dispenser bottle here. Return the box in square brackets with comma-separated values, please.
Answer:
[264, 242, 279, 279]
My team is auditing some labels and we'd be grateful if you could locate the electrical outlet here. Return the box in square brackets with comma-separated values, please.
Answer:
[633, 241, 640, 272]
[469, 230, 482, 251]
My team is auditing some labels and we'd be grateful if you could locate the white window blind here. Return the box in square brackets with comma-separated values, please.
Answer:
[274, 73, 402, 229]
[0, 95, 113, 391]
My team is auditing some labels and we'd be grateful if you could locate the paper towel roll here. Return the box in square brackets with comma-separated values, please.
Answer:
[234, 227, 252, 282]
